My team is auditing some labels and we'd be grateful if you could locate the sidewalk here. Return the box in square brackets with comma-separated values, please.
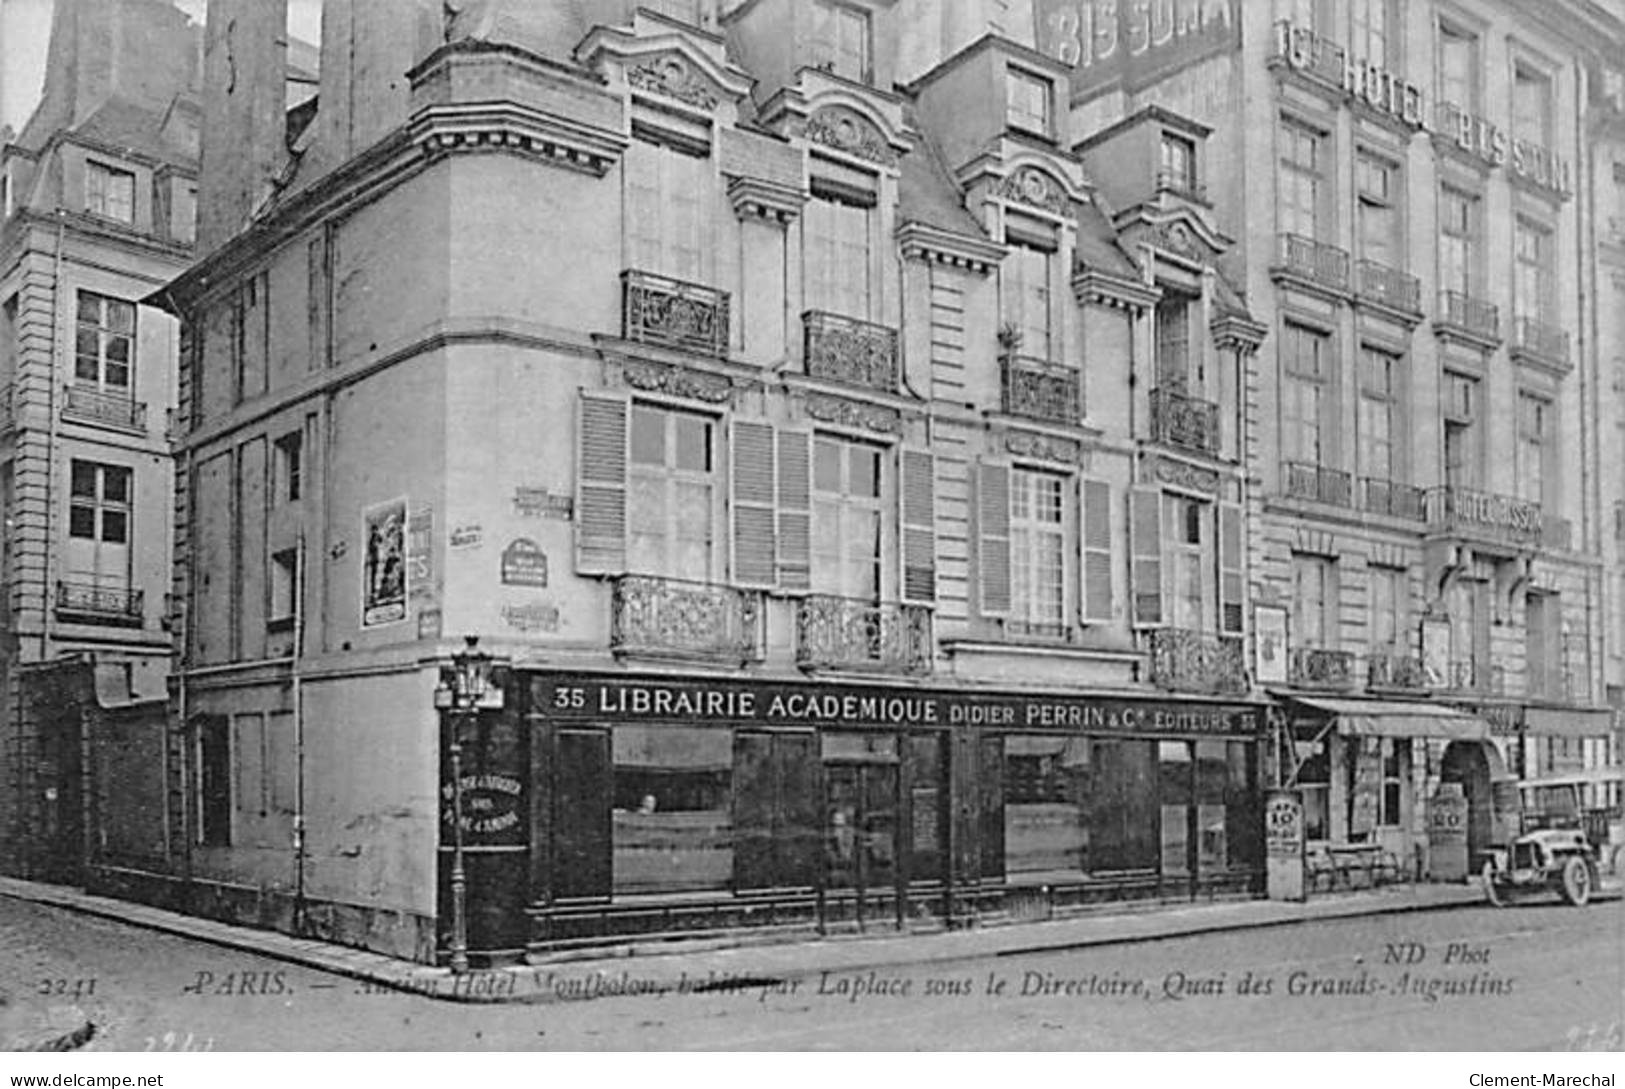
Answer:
[1, 876, 1495, 1007]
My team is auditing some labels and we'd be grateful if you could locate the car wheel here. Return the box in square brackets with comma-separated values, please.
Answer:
[1559, 856, 1592, 907]
[1482, 861, 1506, 907]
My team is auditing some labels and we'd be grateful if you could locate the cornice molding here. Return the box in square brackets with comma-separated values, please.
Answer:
[896, 221, 1006, 276]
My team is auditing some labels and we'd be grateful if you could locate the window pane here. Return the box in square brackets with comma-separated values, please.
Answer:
[814, 439, 841, 493]
[101, 509, 128, 543]
[106, 300, 134, 333]
[102, 468, 130, 503]
[630, 406, 665, 465]
[68, 504, 96, 539]
[70, 462, 97, 497]
[673, 414, 710, 473]
[849, 445, 878, 499]
[612, 725, 732, 895]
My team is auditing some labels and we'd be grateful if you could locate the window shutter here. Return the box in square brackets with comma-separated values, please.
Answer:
[900, 447, 936, 604]
[575, 391, 628, 575]
[731, 419, 777, 589]
[978, 461, 1011, 617]
[1080, 477, 1113, 624]
[1218, 501, 1245, 635]
[776, 428, 811, 592]
[1130, 488, 1163, 627]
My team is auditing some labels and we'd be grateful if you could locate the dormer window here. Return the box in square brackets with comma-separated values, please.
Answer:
[1159, 133, 1198, 196]
[86, 160, 135, 224]
[813, 1, 871, 85]
[1007, 68, 1052, 137]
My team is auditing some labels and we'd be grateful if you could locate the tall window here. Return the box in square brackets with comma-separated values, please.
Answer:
[67, 460, 132, 587]
[813, 435, 884, 601]
[1378, 739, 1406, 827]
[1437, 23, 1478, 111]
[1282, 323, 1328, 463]
[1155, 295, 1192, 389]
[804, 194, 872, 319]
[1350, 0, 1390, 65]
[85, 161, 135, 223]
[1451, 579, 1490, 689]
[1279, 119, 1323, 239]
[1526, 592, 1562, 700]
[1514, 218, 1553, 324]
[1004, 241, 1053, 359]
[75, 292, 135, 392]
[274, 431, 303, 504]
[1292, 554, 1335, 648]
[628, 404, 717, 582]
[1439, 187, 1479, 296]
[1513, 64, 1552, 147]
[1356, 152, 1396, 266]
[1517, 393, 1551, 509]
[626, 139, 709, 283]
[1007, 68, 1052, 136]
[1358, 347, 1399, 483]
[813, 1, 870, 84]
[1443, 373, 1480, 490]
[1010, 469, 1066, 633]
[1160, 133, 1197, 194]
[1165, 496, 1214, 632]
[1369, 566, 1408, 655]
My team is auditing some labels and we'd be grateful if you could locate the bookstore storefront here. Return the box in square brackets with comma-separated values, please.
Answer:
[442, 672, 1267, 958]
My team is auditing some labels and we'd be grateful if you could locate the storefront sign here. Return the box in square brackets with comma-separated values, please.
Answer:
[536, 675, 1265, 737]
[1035, 0, 1240, 98]
[361, 498, 408, 628]
[500, 539, 549, 587]
[1254, 605, 1288, 685]
[442, 773, 525, 843]
[1274, 22, 1572, 199]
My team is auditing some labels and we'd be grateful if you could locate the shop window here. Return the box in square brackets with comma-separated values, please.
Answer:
[1088, 740, 1158, 873]
[1158, 741, 1192, 878]
[1003, 735, 1088, 880]
[86, 160, 135, 223]
[611, 725, 732, 895]
[733, 731, 819, 891]
[195, 715, 231, 847]
[628, 403, 719, 583]
[1296, 744, 1330, 841]
[1380, 738, 1407, 827]
[905, 734, 947, 884]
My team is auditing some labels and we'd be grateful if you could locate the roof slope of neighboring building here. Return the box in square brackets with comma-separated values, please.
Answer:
[897, 113, 988, 241]
[1072, 197, 1140, 279]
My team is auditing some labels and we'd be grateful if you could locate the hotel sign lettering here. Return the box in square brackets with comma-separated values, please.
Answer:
[1274, 22, 1572, 199]
[1035, 0, 1241, 98]
[536, 675, 1263, 737]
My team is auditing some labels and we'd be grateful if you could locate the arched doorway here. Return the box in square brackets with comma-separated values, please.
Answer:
[1440, 740, 1514, 864]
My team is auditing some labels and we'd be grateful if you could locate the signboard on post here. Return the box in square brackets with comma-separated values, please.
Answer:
[1265, 788, 1305, 902]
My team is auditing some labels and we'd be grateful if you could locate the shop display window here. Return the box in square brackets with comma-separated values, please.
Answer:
[611, 725, 733, 895]
[1003, 735, 1089, 880]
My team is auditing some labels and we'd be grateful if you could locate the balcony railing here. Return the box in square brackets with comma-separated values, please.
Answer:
[62, 386, 146, 431]
[1511, 316, 1571, 372]
[1426, 486, 1542, 548]
[1288, 646, 1357, 692]
[1437, 290, 1500, 342]
[1149, 387, 1219, 455]
[55, 580, 143, 627]
[795, 595, 931, 674]
[1143, 627, 1247, 696]
[610, 575, 764, 664]
[1001, 354, 1080, 425]
[1273, 233, 1349, 292]
[1367, 652, 1429, 693]
[1153, 167, 1208, 203]
[1355, 259, 1421, 315]
[1361, 478, 1425, 521]
[621, 269, 731, 358]
[803, 310, 899, 394]
[1282, 461, 1352, 507]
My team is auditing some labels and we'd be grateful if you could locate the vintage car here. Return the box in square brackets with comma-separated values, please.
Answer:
[1517, 766, 1624, 877]
[1481, 827, 1599, 907]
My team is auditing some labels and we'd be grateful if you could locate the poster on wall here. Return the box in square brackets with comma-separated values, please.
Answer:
[1421, 618, 1452, 689]
[361, 498, 408, 628]
[1350, 737, 1381, 838]
[1254, 605, 1288, 685]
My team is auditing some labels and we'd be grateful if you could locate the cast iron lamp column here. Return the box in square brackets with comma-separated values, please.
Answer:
[437, 635, 492, 975]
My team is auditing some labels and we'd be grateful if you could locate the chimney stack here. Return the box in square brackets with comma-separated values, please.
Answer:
[197, 0, 288, 254]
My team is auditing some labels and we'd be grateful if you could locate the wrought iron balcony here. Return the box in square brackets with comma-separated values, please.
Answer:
[803, 310, 899, 394]
[1149, 387, 1219, 455]
[1367, 652, 1429, 693]
[1143, 627, 1247, 696]
[1273, 233, 1349, 292]
[610, 575, 764, 664]
[1360, 477, 1425, 521]
[795, 595, 931, 674]
[1437, 290, 1500, 343]
[1288, 646, 1357, 692]
[1355, 259, 1421, 316]
[621, 269, 731, 358]
[1510, 316, 1571, 374]
[62, 386, 146, 431]
[55, 580, 143, 627]
[1001, 354, 1080, 425]
[1425, 486, 1542, 549]
[1281, 461, 1352, 507]
[1435, 658, 1505, 697]
[1153, 167, 1208, 203]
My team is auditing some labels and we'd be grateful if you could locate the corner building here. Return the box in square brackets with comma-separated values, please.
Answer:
[156, 0, 1275, 964]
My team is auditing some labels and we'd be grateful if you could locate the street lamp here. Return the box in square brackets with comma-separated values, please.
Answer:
[436, 634, 494, 975]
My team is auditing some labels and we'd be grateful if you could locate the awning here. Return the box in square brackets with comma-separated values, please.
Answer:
[1523, 705, 1617, 739]
[1286, 696, 1491, 742]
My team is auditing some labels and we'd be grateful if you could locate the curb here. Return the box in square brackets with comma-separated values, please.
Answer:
[1, 876, 1499, 1006]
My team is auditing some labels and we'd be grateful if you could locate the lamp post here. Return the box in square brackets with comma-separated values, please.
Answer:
[438, 634, 492, 975]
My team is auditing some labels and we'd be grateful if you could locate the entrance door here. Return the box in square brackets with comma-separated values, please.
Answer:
[822, 733, 899, 927]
